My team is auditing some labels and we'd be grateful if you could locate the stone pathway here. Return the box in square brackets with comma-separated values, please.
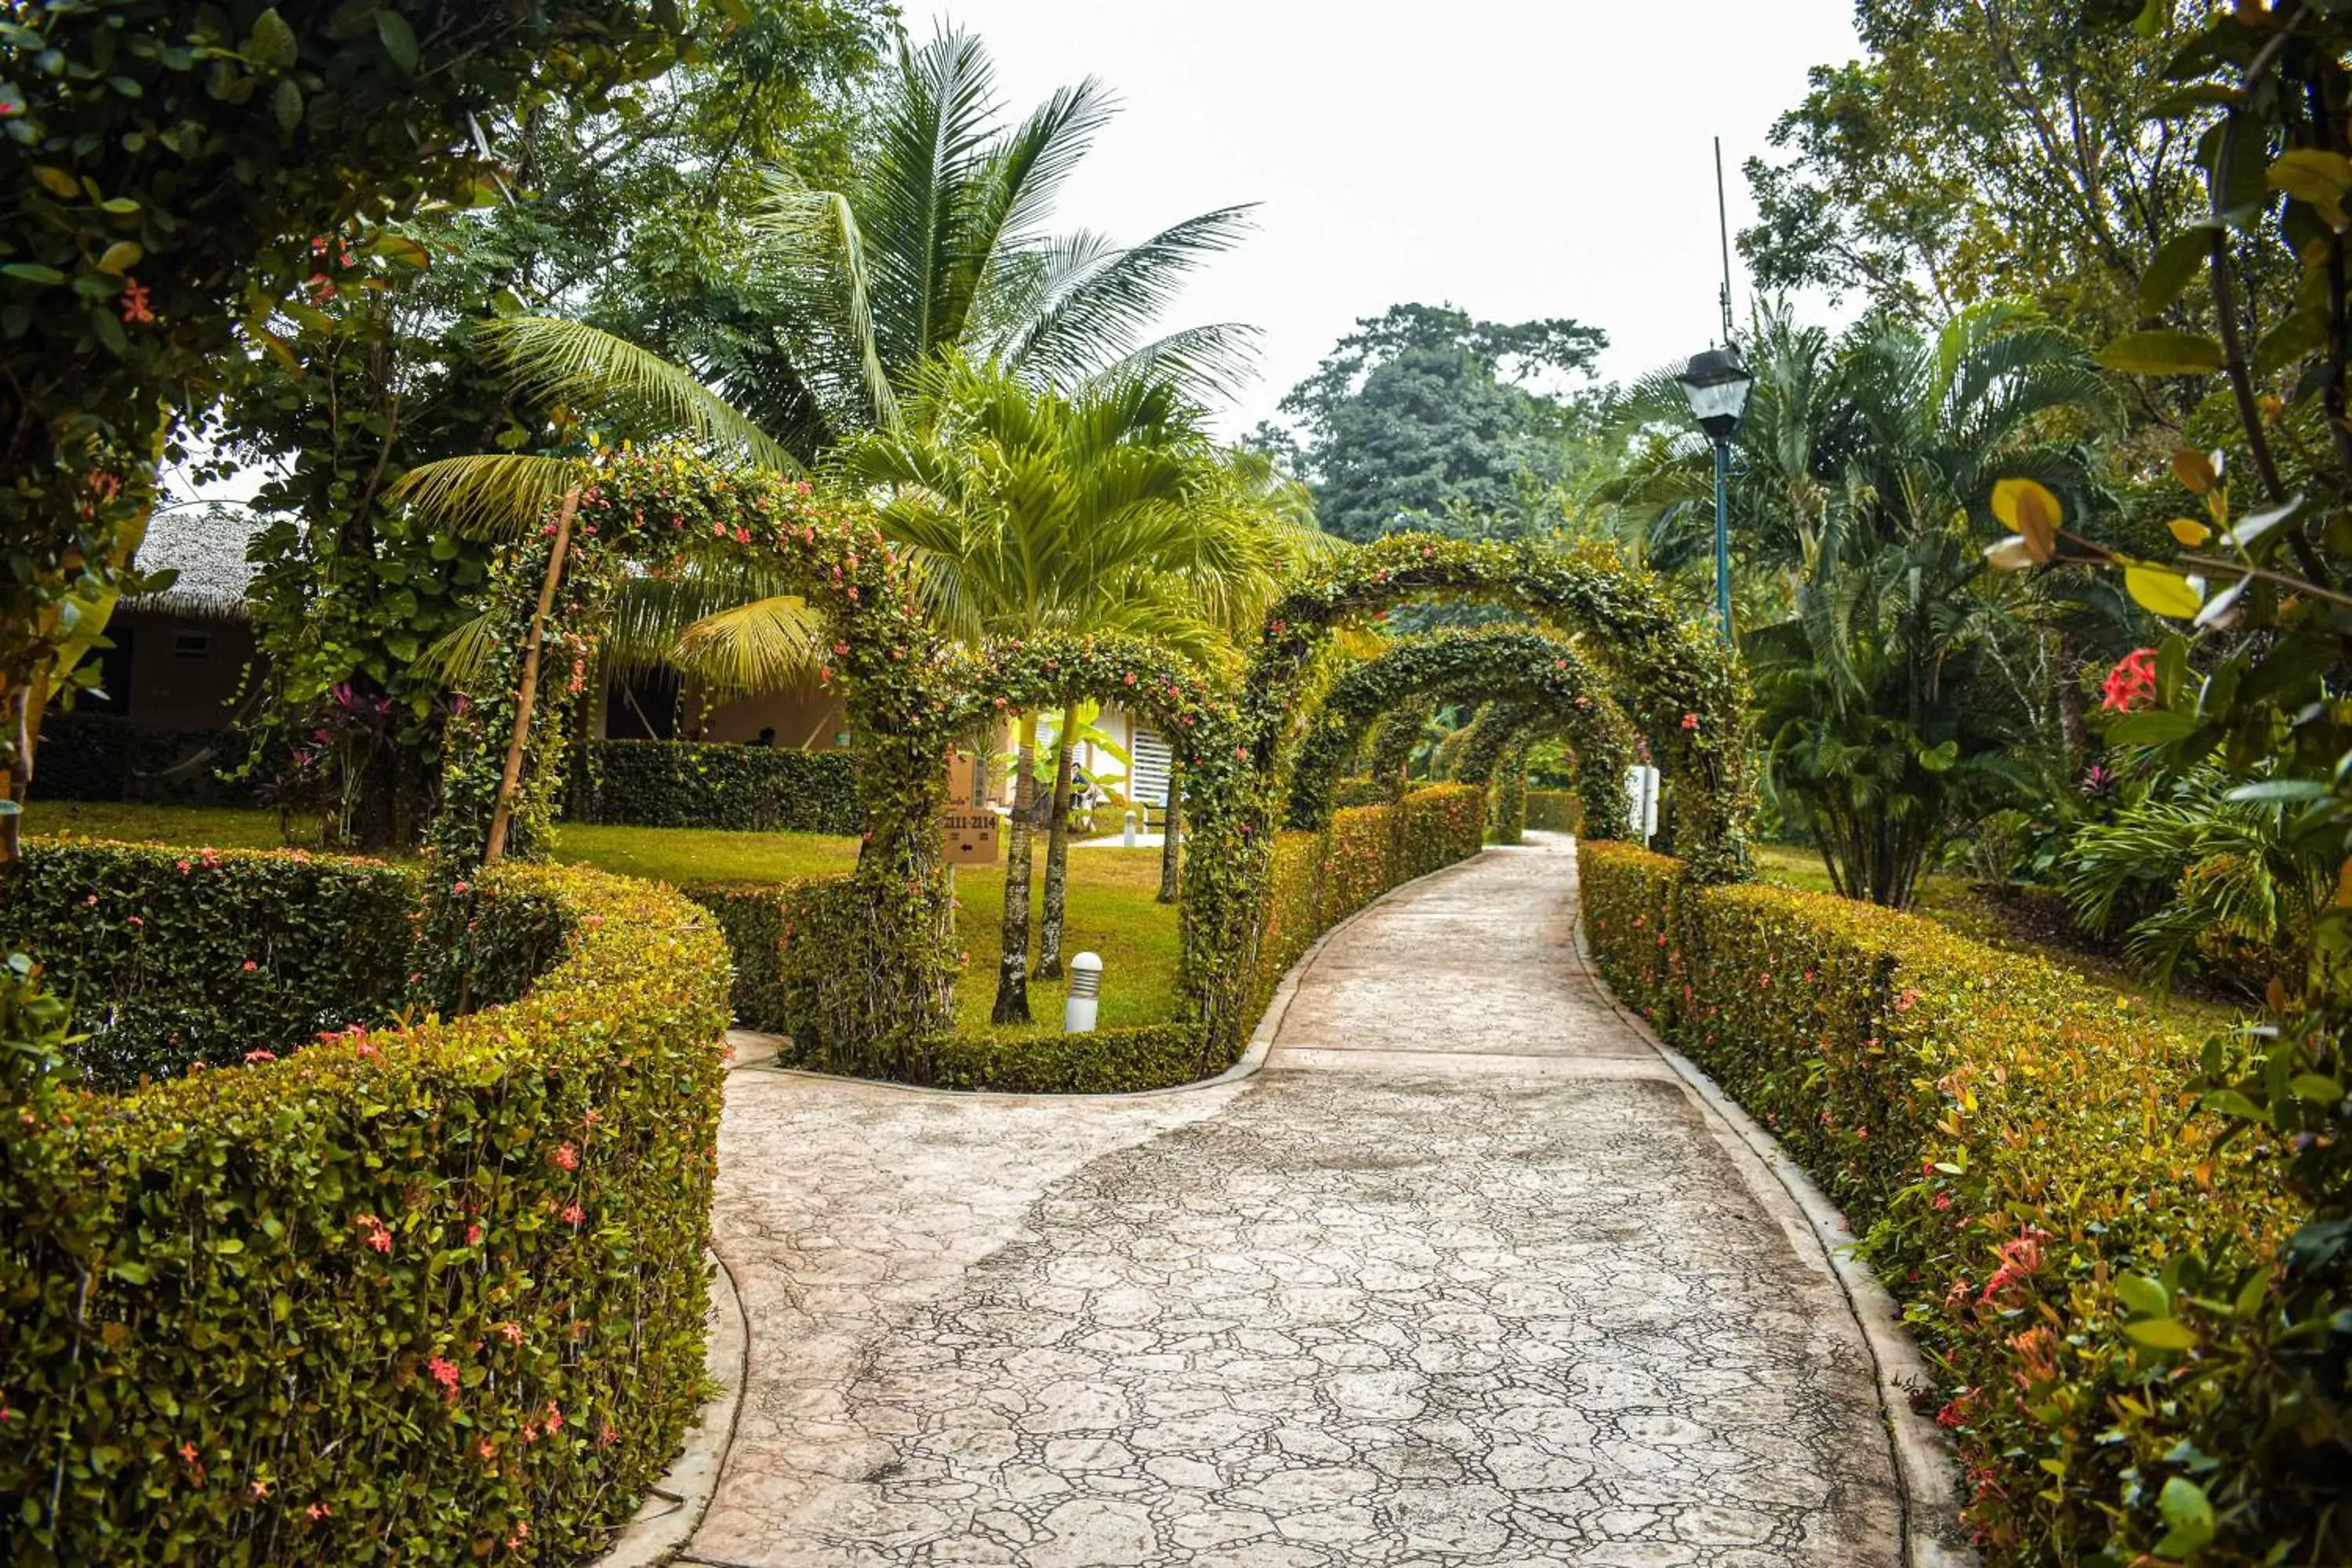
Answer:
[682, 837, 1905, 1567]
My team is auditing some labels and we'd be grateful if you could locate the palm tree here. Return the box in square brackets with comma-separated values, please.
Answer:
[841, 354, 1301, 1022]
[1729, 303, 2118, 906]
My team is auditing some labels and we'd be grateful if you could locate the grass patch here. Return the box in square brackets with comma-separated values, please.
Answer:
[1751, 843, 2241, 1036]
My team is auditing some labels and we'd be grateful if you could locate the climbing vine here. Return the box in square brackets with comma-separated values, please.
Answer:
[1281, 630, 1638, 844]
[1243, 535, 1755, 880]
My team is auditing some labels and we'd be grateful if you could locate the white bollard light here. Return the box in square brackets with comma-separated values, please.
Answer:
[1122, 809, 1138, 847]
[1063, 951, 1103, 1033]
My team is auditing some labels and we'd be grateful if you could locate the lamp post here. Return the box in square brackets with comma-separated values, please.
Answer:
[1677, 344, 1755, 648]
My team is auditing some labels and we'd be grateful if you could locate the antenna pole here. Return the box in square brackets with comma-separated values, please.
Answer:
[1715, 136, 1737, 347]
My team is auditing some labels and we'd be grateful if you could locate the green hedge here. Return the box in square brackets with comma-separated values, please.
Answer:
[1576, 841, 2300, 1565]
[691, 786, 1487, 1094]
[1, 858, 731, 1565]
[579, 739, 859, 833]
[0, 840, 419, 1089]
[32, 711, 260, 807]
[1524, 789, 1581, 834]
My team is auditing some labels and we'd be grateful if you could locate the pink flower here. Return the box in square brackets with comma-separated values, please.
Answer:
[357, 1214, 392, 1254]
[562, 1202, 585, 1227]
[426, 1356, 460, 1398]
[127, 915, 143, 927]
[241, 960, 258, 972]
[551, 1143, 579, 1172]
[1680, 713, 1699, 731]
[466, 1223, 484, 1246]
[243, 1050, 276, 1064]
[307, 1501, 331, 1522]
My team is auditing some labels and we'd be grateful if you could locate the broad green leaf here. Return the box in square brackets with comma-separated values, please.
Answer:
[2115, 1274, 2170, 1319]
[2, 263, 66, 286]
[2104, 710, 2198, 744]
[2289, 1073, 2344, 1102]
[2100, 329, 2226, 376]
[2125, 563, 2203, 619]
[97, 197, 138, 216]
[271, 78, 303, 135]
[376, 12, 419, 73]
[31, 165, 78, 199]
[2139, 229, 2210, 315]
[95, 241, 141, 274]
[247, 8, 299, 71]
[368, 233, 430, 270]
[2155, 1476, 2217, 1556]
[2124, 1317, 2200, 1350]
[2201, 1088, 2268, 1123]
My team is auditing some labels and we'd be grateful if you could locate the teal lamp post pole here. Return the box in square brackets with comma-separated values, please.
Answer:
[1678, 345, 1754, 648]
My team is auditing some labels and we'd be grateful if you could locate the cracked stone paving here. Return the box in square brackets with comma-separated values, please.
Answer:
[682, 835, 1904, 1567]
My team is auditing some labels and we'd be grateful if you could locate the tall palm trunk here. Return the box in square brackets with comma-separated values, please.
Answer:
[1036, 704, 1079, 981]
[992, 713, 1039, 1024]
[1156, 759, 1181, 905]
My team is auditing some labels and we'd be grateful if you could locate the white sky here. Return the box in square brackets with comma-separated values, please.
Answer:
[916, 0, 1864, 434]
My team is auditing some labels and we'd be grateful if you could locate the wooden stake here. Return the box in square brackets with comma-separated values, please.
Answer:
[484, 488, 578, 865]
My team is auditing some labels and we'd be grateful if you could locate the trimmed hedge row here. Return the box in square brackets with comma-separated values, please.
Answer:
[0, 840, 417, 1088]
[577, 739, 859, 833]
[1524, 789, 1582, 835]
[690, 785, 1489, 1094]
[33, 712, 259, 807]
[0, 855, 731, 1565]
[1575, 841, 2296, 1565]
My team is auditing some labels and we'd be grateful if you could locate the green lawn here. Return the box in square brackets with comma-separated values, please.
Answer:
[1751, 844, 2241, 1037]
[20, 802, 1184, 1036]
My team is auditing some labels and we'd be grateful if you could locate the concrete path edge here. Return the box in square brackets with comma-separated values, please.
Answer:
[1566, 902, 1978, 1568]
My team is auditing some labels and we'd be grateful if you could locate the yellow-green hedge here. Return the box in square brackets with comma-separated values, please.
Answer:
[0, 857, 731, 1565]
[1576, 840, 2297, 1565]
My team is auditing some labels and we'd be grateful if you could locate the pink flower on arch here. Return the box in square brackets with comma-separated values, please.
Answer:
[426, 1356, 460, 1399]
[1681, 713, 1699, 731]
[551, 1144, 579, 1172]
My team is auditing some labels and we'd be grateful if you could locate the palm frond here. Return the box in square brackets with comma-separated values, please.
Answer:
[391, 454, 579, 540]
[670, 594, 829, 696]
[472, 318, 800, 471]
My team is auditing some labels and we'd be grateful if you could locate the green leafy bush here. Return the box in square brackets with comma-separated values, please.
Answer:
[0, 857, 730, 1565]
[30, 713, 262, 808]
[1524, 789, 1582, 835]
[682, 880, 797, 1033]
[1577, 840, 2301, 1565]
[581, 740, 860, 834]
[0, 839, 417, 1087]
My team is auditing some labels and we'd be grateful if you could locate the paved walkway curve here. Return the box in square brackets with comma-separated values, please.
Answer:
[682, 838, 1904, 1568]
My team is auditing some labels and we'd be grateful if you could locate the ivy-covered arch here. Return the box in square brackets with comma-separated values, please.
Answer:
[1243, 534, 1755, 881]
[954, 631, 1259, 1044]
[435, 446, 970, 1038]
[1281, 630, 1638, 842]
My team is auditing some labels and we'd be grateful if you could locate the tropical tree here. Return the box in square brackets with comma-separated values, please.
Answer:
[840, 354, 1302, 1021]
[1683, 303, 2120, 903]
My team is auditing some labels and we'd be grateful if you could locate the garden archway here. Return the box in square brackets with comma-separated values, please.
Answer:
[1243, 534, 1755, 881]
[1280, 630, 1637, 842]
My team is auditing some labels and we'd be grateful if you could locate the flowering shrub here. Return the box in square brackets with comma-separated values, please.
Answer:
[0, 840, 416, 1087]
[1577, 840, 2302, 1564]
[0, 857, 730, 1563]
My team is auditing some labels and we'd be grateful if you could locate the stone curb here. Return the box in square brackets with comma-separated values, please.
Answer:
[740, 846, 1501, 1103]
[1566, 900, 1978, 1568]
[585, 1243, 748, 1568]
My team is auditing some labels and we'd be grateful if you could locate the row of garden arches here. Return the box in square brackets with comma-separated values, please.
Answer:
[443, 448, 1755, 1058]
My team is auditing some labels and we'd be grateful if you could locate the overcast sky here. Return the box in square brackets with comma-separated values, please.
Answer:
[913, 1, 1864, 434]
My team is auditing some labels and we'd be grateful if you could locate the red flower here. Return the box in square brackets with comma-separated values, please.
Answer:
[2100, 647, 2158, 713]
[551, 1143, 579, 1172]
[426, 1356, 460, 1398]
[120, 278, 154, 324]
[1680, 712, 1699, 731]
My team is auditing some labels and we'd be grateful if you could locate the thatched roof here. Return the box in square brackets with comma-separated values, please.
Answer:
[128, 505, 263, 622]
